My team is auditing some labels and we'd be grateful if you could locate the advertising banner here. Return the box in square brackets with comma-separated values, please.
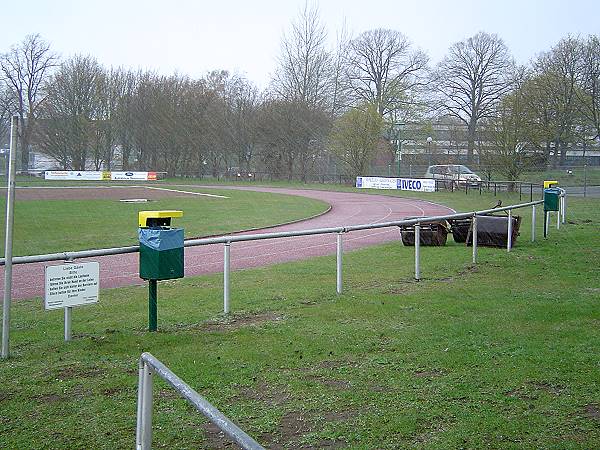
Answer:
[111, 171, 156, 181]
[44, 171, 105, 181]
[44, 171, 158, 181]
[356, 176, 435, 192]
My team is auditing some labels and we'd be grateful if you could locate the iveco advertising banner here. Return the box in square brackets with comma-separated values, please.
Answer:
[356, 176, 435, 192]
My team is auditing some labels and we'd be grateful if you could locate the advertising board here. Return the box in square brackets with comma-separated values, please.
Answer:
[356, 176, 435, 192]
[44, 171, 107, 181]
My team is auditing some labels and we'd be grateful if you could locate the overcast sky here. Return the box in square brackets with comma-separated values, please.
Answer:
[1, 0, 598, 88]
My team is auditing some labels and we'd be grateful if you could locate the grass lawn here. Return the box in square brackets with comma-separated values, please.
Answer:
[0, 187, 329, 256]
[0, 189, 598, 448]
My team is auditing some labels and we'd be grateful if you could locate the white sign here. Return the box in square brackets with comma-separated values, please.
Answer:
[44, 262, 99, 310]
[111, 171, 157, 181]
[45, 171, 108, 181]
[356, 176, 436, 192]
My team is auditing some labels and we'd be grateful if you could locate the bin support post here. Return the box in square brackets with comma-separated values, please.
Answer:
[561, 193, 566, 224]
[544, 211, 549, 238]
[336, 232, 343, 295]
[224, 242, 231, 314]
[507, 210, 513, 252]
[136, 361, 153, 450]
[531, 205, 536, 242]
[64, 307, 72, 341]
[148, 280, 157, 332]
[556, 201, 561, 230]
[414, 224, 421, 281]
[472, 215, 478, 264]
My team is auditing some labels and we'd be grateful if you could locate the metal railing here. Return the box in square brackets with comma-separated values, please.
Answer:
[1, 195, 569, 315]
[136, 352, 264, 450]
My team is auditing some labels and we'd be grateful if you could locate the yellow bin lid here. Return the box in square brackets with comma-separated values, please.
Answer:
[543, 180, 558, 189]
[138, 210, 183, 227]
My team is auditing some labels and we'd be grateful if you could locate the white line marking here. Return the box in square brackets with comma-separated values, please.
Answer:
[142, 186, 229, 198]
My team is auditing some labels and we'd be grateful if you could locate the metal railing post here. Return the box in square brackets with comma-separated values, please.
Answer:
[531, 204, 536, 242]
[136, 361, 153, 450]
[336, 232, 343, 295]
[136, 359, 145, 448]
[224, 242, 231, 314]
[472, 215, 478, 264]
[507, 210, 513, 252]
[1, 116, 18, 359]
[414, 224, 421, 281]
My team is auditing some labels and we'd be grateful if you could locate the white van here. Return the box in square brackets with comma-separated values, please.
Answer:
[424, 165, 481, 187]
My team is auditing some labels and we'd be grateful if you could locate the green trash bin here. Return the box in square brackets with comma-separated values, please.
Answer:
[543, 188, 560, 211]
[139, 228, 184, 280]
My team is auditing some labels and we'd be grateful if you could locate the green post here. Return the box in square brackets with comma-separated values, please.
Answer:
[149, 279, 157, 332]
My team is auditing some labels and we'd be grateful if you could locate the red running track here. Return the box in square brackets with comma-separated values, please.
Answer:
[1, 187, 454, 300]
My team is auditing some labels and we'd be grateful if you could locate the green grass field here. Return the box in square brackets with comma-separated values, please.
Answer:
[0, 188, 598, 449]
[0, 187, 329, 256]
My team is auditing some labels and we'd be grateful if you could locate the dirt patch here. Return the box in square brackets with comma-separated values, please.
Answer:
[57, 366, 105, 380]
[33, 393, 64, 404]
[322, 410, 356, 422]
[506, 381, 565, 400]
[202, 312, 284, 332]
[200, 421, 240, 449]
[234, 381, 291, 407]
[305, 374, 351, 390]
[584, 404, 600, 421]
[198, 408, 352, 449]
[12, 186, 196, 201]
[102, 386, 128, 397]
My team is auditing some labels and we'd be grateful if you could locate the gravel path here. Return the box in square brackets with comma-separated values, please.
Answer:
[2, 186, 454, 300]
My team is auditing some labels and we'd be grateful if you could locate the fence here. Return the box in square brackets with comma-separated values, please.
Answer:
[0, 194, 566, 318]
[136, 352, 264, 450]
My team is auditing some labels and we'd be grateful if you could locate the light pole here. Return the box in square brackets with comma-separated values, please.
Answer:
[395, 123, 404, 177]
[427, 136, 432, 167]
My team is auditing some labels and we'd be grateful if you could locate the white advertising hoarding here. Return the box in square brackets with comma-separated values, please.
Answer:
[356, 176, 435, 192]
[45, 171, 107, 181]
[111, 171, 157, 181]
[44, 262, 99, 310]
[44, 171, 158, 181]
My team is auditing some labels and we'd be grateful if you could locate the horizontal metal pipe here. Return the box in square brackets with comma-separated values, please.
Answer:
[140, 353, 264, 450]
[0, 199, 544, 267]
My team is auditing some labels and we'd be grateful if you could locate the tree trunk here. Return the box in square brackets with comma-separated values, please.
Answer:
[467, 120, 476, 164]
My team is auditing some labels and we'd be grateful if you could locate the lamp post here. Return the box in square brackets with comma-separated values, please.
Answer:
[395, 122, 404, 177]
[427, 136, 432, 167]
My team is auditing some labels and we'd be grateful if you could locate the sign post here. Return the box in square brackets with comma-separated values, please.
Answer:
[45, 262, 100, 341]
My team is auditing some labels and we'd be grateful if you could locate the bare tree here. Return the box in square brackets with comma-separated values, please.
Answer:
[271, 3, 332, 109]
[481, 69, 532, 182]
[434, 32, 513, 163]
[344, 29, 428, 118]
[37, 55, 102, 170]
[0, 34, 58, 171]
[578, 35, 600, 141]
[328, 102, 383, 177]
[527, 36, 582, 167]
